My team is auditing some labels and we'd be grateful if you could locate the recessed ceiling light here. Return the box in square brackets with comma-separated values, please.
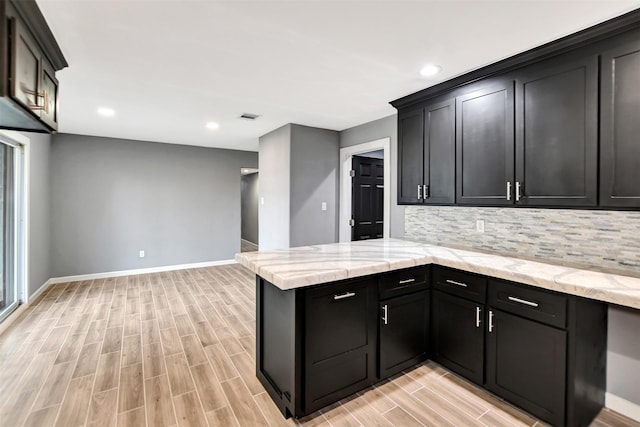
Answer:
[206, 121, 220, 130]
[97, 107, 115, 117]
[420, 64, 442, 77]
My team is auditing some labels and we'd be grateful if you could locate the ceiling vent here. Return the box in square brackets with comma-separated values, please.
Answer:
[239, 113, 260, 120]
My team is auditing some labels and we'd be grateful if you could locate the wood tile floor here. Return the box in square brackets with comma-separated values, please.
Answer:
[0, 264, 637, 427]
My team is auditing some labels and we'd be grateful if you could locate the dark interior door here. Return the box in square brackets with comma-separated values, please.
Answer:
[352, 155, 383, 241]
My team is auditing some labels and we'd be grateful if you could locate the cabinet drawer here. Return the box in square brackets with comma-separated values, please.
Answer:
[433, 267, 486, 304]
[488, 280, 567, 329]
[379, 266, 429, 300]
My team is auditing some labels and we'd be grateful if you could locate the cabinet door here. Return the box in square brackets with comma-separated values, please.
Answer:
[515, 55, 597, 206]
[304, 279, 377, 414]
[9, 17, 43, 117]
[379, 291, 429, 379]
[424, 98, 455, 204]
[486, 309, 566, 426]
[432, 291, 484, 385]
[398, 109, 424, 204]
[600, 41, 640, 207]
[456, 80, 515, 205]
[40, 58, 59, 130]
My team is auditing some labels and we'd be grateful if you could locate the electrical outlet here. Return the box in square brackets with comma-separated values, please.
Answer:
[321, 202, 327, 211]
[260, 197, 265, 205]
[476, 220, 485, 233]
[139, 250, 145, 258]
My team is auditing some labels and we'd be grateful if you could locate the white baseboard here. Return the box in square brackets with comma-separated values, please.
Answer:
[28, 278, 54, 304]
[49, 259, 237, 284]
[606, 392, 640, 421]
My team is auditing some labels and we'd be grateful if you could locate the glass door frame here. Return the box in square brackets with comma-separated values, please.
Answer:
[0, 131, 25, 324]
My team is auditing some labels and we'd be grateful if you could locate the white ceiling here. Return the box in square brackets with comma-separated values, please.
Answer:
[37, 0, 640, 152]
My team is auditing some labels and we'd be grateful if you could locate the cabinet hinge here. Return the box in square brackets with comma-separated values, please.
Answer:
[349, 218, 355, 227]
[349, 169, 356, 177]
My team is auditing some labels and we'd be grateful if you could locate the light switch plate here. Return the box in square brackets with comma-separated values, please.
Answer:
[476, 220, 485, 233]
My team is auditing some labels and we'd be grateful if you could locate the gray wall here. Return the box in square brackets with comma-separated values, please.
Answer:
[339, 114, 404, 238]
[241, 172, 259, 244]
[24, 132, 52, 298]
[50, 134, 257, 277]
[405, 205, 640, 408]
[258, 125, 290, 250]
[290, 124, 339, 247]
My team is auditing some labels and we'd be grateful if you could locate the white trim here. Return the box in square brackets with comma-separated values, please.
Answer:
[0, 303, 28, 336]
[29, 278, 54, 302]
[606, 392, 640, 422]
[49, 259, 237, 284]
[339, 137, 391, 243]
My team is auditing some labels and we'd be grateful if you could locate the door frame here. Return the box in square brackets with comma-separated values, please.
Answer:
[339, 137, 391, 243]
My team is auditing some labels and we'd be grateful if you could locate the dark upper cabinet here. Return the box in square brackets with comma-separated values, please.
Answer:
[0, 0, 67, 132]
[397, 98, 455, 205]
[397, 109, 423, 204]
[514, 55, 598, 207]
[600, 40, 640, 208]
[432, 290, 484, 385]
[423, 98, 455, 204]
[456, 79, 515, 205]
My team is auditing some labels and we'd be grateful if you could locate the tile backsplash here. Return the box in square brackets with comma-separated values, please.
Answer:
[405, 206, 640, 275]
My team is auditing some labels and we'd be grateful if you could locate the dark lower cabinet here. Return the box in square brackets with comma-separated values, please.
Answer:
[432, 290, 484, 385]
[304, 279, 377, 414]
[379, 290, 429, 379]
[256, 266, 606, 426]
[486, 309, 567, 426]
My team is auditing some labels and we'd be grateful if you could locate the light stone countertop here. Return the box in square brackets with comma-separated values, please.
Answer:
[235, 238, 640, 310]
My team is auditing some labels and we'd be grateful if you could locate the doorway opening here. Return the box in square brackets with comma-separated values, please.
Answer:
[240, 168, 259, 252]
[339, 138, 391, 242]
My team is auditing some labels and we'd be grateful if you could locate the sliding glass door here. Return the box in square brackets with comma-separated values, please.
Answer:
[0, 138, 20, 322]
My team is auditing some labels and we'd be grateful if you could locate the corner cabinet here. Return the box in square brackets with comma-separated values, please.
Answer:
[254, 263, 607, 426]
[398, 97, 455, 205]
[1, 0, 67, 132]
[600, 39, 640, 208]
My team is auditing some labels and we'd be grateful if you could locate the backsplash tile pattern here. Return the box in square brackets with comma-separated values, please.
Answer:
[405, 206, 640, 275]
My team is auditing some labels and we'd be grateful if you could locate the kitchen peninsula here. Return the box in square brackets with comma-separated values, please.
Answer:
[236, 238, 640, 426]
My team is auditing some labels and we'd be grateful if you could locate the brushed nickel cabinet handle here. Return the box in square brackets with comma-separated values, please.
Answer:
[333, 292, 355, 300]
[417, 185, 422, 200]
[445, 279, 468, 288]
[506, 181, 512, 201]
[476, 306, 481, 328]
[398, 278, 416, 285]
[488, 310, 494, 332]
[515, 181, 522, 201]
[508, 296, 539, 307]
[382, 304, 388, 325]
